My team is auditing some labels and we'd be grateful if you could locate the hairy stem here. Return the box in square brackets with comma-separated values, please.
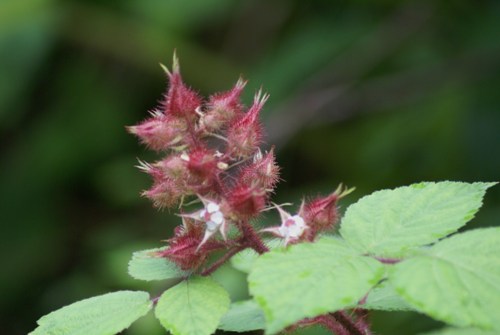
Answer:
[353, 309, 371, 334]
[314, 315, 350, 335]
[238, 220, 269, 254]
[201, 245, 246, 276]
[332, 311, 371, 335]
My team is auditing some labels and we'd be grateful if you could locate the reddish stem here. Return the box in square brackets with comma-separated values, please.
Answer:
[332, 311, 371, 335]
[238, 220, 269, 254]
[201, 245, 246, 276]
[314, 315, 350, 335]
[374, 257, 401, 264]
[353, 309, 371, 334]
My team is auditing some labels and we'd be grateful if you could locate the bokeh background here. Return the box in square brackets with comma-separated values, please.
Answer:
[1, 0, 499, 334]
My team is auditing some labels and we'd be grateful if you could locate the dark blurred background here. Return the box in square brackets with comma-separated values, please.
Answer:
[1, 0, 499, 334]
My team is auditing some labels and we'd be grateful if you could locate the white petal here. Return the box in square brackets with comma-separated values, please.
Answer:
[291, 215, 305, 227]
[288, 224, 305, 238]
[207, 202, 220, 213]
[210, 211, 224, 224]
[278, 226, 289, 237]
[206, 220, 219, 232]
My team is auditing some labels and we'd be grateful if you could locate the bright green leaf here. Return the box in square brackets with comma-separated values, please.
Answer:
[340, 181, 495, 257]
[128, 248, 188, 281]
[231, 239, 284, 273]
[218, 300, 266, 332]
[248, 236, 384, 334]
[362, 280, 414, 311]
[418, 327, 498, 335]
[155, 276, 230, 335]
[390, 228, 500, 330]
[30, 291, 152, 335]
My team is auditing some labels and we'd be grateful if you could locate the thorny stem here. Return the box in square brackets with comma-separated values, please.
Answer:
[238, 220, 269, 254]
[313, 315, 350, 335]
[353, 309, 371, 334]
[332, 311, 372, 335]
[201, 245, 246, 276]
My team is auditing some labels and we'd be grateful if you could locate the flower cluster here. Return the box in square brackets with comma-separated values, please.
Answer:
[129, 55, 351, 272]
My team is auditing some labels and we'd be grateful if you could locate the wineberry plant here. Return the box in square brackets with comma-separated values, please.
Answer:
[30, 55, 500, 335]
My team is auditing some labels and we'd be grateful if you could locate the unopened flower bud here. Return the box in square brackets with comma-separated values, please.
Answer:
[239, 147, 280, 191]
[161, 55, 202, 120]
[141, 179, 183, 209]
[226, 91, 268, 158]
[157, 218, 221, 270]
[201, 78, 247, 131]
[155, 155, 187, 179]
[127, 114, 186, 151]
[185, 147, 219, 182]
[299, 184, 354, 233]
[228, 184, 267, 218]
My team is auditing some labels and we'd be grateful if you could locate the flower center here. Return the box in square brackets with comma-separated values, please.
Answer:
[200, 202, 224, 232]
[279, 215, 306, 238]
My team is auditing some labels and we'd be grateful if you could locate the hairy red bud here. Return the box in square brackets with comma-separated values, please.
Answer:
[226, 91, 268, 158]
[185, 147, 219, 180]
[141, 179, 183, 209]
[240, 147, 280, 191]
[162, 55, 202, 120]
[228, 184, 267, 218]
[126, 114, 187, 151]
[158, 218, 221, 270]
[156, 155, 187, 179]
[300, 185, 354, 233]
[201, 78, 246, 132]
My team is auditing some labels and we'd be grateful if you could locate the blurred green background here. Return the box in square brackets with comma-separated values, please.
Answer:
[1, 0, 499, 334]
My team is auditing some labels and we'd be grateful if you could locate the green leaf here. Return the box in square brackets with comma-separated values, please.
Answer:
[30, 291, 152, 335]
[128, 248, 188, 281]
[362, 280, 414, 311]
[155, 276, 230, 335]
[419, 327, 498, 335]
[248, 237, 384, 334]
[340, 181, 495, 257]
[218, 300, 266, 332]
[231, 239, 284, 273]
[389, 228, 500, 330]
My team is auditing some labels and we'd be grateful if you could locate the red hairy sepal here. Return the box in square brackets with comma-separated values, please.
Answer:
[227, 184, 267, 219]
[137, 156, 191, 209]
[126, 114, 187, 151]
[181, 148, 225, 196]
[155, 155, 188, 180]
[201, 78, 247, 132]
[226, 91, 268, 158]
[184, 147, 219, 178]
[240, 147, 280, 191]
[157, 218, 222, 270]
[300, 184, 354, 233]
[161, 55, 202, 121]
[141, 179, 184, 209]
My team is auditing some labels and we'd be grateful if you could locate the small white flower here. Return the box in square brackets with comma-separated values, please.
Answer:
[199, 202, 225, 232]
[278, 215, 306, 239]
[181, 197, 228, 250]
[261, 204, 308, 245]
